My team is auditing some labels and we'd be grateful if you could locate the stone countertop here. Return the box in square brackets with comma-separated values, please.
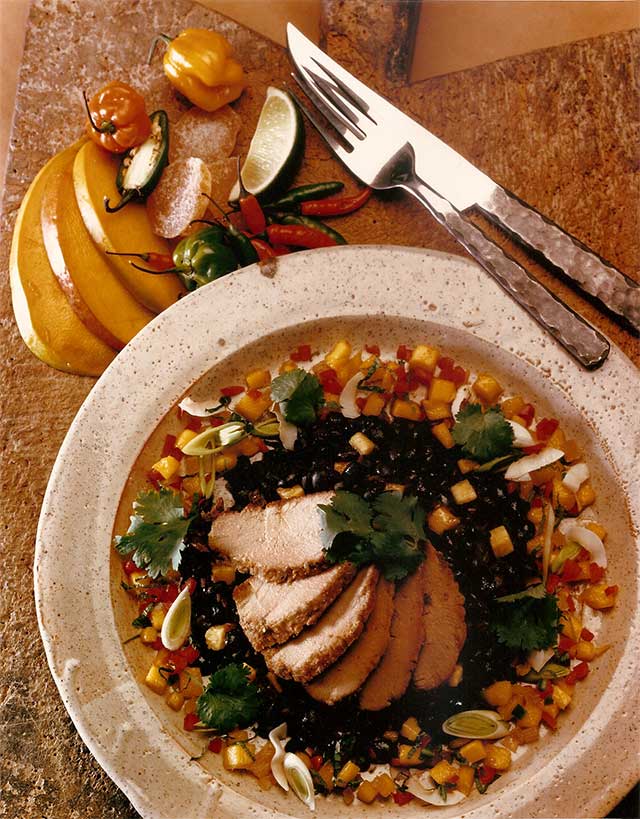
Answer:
[0, 2, 637, 817]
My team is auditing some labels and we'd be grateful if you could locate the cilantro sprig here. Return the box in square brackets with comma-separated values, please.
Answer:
[452, 403, 514, 462]
[491, 588, 561, 652]
[319, 490, 426, 581]
[197, 663, 262, 732]
[271, 368, 324, 426]
[115, 487, 196, 578]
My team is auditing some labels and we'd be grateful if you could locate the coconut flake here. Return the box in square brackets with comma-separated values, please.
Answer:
[274, 403, 298, 450]
[268, 723, 289, 792]
[405, 773, 466, 806]
[528, 647, 555, 672]
[542, 501, 555, 583]
[451, 384, 471, 418]
[504, 448, 564, 481]
[507, 419, 535, 448]
[339, 372, 362, 419]
[558, 519, 607, 567]
[178, 396, 219, 417]
[562, 463, 589, 493]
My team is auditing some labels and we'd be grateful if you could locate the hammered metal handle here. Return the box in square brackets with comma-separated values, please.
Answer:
[407, 179, 610, 370]
[480, 187, 640, 331]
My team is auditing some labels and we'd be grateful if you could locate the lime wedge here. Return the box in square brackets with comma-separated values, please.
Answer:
[230, 87, 304, 202]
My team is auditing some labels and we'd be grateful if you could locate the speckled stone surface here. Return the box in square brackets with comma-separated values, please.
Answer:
[0, 1, 638, 817]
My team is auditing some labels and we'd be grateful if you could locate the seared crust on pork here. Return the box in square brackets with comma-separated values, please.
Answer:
[359, 563, 427, 710]
[305, 576, 395, 705]
[413, 543, 467, 690]
[233, 563, 356, 651]
[263, 566, 379, 684]
[209, 491, 333, 581]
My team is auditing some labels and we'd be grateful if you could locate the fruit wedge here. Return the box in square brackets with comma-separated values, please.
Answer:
[73, 141, 183, 312]
[41, 155, 155, 349]
[229, 87, 304, 202]
[9, 141, 116, 375]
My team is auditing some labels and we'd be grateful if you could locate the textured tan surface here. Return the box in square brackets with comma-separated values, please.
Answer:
[0, 0, 638, 816]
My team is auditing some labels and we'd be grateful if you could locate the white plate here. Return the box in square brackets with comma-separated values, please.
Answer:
[35, 246, 639, 819]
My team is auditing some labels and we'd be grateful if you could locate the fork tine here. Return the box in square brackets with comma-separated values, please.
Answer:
[310, 58, 377, 125]
[288, 83, 352, 163]
[303, 68, 366, 138]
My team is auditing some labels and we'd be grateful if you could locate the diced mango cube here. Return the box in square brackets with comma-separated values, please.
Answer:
[362, 392, 387, 416]
[450, 479, 477, 504]
[422, 399, 452, 421]
[150, 603, 166, 631]
[350, 432, 375, 455]
[140, 626, 158, 645]
[336, 761, 360, 786]
[166, 690, 185, 711]
[372, 773, 396, 798]
[246, 368, 271, 389]
[277, 485, 305, 500]
[490, 525, 515, 558]
[429, 760, 458, 785]
[212, 564, 236, 584]
[501, 395, 525, 418]
[392, 743, 423, 767]
[235, 391, 272, 422]
[318, 761, 334, 791]
[457, 458, 478, 474]
[205, 624, 232, 651]
[400, 716, 421, 742]
[144, 664, 168, 695]
[223, 742, 256, 770]
[576, 641, 597, 661]
[517, 704, 542, 728]
[428, 378, 457, 403]
[391, 398, 422, 421]
[459, 739, 486, 764]
[151, 455, 181, 481]
[577, 482, 596, 510]
[336, 352, 363, 386]
[484, 744, 511, 771]
[279, 360, 297, 374]
[427, 505, 460, 535]
[552, 685, 572, 710]
[483, 680, 513, 707]
[409, 344, 439, 372]
[586, 521, 606, 540]
[473, 373, 504, 404]
[326, 340, 352, 369]
[432, 422, 455, 449]
[179, 667, 204, 699]
[456, 765, 475, 796]
[356, 781, 378, 804]
[176, 429, 198, 451]
[581, 583, 617, 609]
[214, 452, 237, 472]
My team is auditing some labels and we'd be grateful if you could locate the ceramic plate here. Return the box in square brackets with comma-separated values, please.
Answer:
[35, 246, 639, 819]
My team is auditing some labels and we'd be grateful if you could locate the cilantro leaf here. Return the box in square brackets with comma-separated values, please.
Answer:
[320, 490, 427, 581]
[491, 594, 561, 651]
[114, 488, 196, 578]
[452, 403, 514, 461]
[196, 663, 262, 732]
[271, 368, 324, 426]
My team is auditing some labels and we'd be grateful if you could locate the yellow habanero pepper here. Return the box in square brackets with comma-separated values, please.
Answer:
[158, 29, 246, 112]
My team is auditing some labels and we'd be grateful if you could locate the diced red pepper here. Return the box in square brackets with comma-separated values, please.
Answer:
[239, 193, 267, 234]
[572, 661, 590, 681]
[209, 416, 225, 427]
[365, 344, 380, 356]
[541, 711, 557, 730]
[356, 396, 367, 411]
[576, 547, 590, 562]
[523, 443, 546, 455]
[146, 469, 162, 489]
[169, 644, 200, 673]
[310, 755, 324, 771]
[560, 559, 582, 583]
[605, 585, 619, 596]
[220, 385, 245, 397]
[519, 403, 535, 425]
[151, 637, 164, 650]
[123, 559, 138, 575]
[543, 480, 553, 498]
[437, 356, 454, 377]
[546, 574, 561, 594]
[411, 366, 432, 386]
[392, 791, 414, 806]
[506, 481, 518, 494]
[451, 365, 468, 386]
[580, 627, 595, 642]
[300, 185, 372, 217]
[290, 344, 312, 362]
[318, 368, 343, 395]
[477, 765, 497, 785]
[567, 594, 576, 612]
[247, 388, 262, 400]
[558, 635, 576, 653]
[396, 345, 412, 361]
[531, 496, 543, 508]
[183, 577, 197, 596]
[184, 713, 200, 732]
[185, 414, 203, 432]
[535, 418, 559, 441]
[208, 737, 223, 753]
[587, 563, 605, 583]
[537, 680, 554, 698]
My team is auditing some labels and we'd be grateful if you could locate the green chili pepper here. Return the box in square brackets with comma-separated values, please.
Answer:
[226, 228, 259, 266]
[172, 225, 238, 290]
[277, 213, 347, 245]
[267, 182, 345, 210]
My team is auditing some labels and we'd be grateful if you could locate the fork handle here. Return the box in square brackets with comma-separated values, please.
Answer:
[405, 178, 610, 370]
[477, 187, 640, 331]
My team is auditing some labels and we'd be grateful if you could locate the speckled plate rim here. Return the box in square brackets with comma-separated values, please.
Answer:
[35, 246, 639, 819]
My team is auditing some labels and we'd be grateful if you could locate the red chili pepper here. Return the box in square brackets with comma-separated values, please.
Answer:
[290, 344, 312, 362]
[266, 224, 338, 248]
[558, 635, 576, 652]
[560, 559, 582, 583]
[220, 385, 245, 397]
[301, 186, 372, 217]
[184, 713, 200, 732]
[270, 243, 291, 256]
[365, 344, 380, 356]
[392, 791, 414, 806]
[183, 577, 197, 595]
[310, 755, 324, 771]
[478, 765, 497, 785]
[541, 712, 557, 730]
[605, 585, 619, 596]
[239, 194, 267, 234]
[250, 237, 276, 261]
[573, 661, 590, 680]
[546, 574, 561, 594]
[520, 403, 536, 425]
[208, 737, 223, 753]
[580, 627, 595, 642]
[535, 418, 559, 441]
[123, 559, 138, 575]
[396, 344, 412, 361]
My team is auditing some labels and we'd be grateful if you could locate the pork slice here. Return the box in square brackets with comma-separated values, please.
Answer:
[209, 491, 333, 581]
[263, 565, 379, 684]
[413, 543, 467, 690]
[305, 577, 395, 705]
[234, 563, 356, 651]
[359, 563, 427, 711]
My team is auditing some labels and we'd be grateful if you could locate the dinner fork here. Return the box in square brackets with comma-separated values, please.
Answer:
[288, 52, 611, 371]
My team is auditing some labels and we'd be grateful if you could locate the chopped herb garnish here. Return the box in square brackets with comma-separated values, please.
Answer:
[452, 403, 514, 461]
[491, 593, 561, 651]
[271, 368, 324, 426]
[320, 490, 426, 581]
[196, 663, 262, 732]
[512, 704, 527, 720]
[131, 614, 152, 629]
[115, 487, 197, 578]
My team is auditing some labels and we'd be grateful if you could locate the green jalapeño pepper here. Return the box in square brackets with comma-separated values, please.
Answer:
[173, 225, 238, 290]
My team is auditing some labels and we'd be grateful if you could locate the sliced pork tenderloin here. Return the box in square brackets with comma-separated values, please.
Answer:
[305, 576, 395, 705]
[233, 563, 356, 651]
[263, 565, 379, 684]
[208, 490, 333, 581]
[413, 542, 466, 690]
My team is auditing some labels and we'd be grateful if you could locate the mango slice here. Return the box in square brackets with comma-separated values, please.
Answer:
[9, 141, 116, 375]
[41, 155, 155, 348]
[73, 141, 184, 313]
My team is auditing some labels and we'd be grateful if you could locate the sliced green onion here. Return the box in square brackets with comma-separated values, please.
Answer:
[550, 541, 581, 574]
[442, 709, 509, 739]
[523, 661, 571, 682]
